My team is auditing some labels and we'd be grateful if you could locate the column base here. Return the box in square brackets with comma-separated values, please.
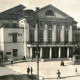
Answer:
[40, 59, 45, 62]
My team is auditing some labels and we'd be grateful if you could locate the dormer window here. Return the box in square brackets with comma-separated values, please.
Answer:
[46, 10, 54, 16]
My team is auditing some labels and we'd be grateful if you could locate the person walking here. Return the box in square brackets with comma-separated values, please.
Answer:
[57, 70, 61, 79]
[27, 67, 30, 75]
[31, 67, 33, 75]
[75, 68, 78, 75]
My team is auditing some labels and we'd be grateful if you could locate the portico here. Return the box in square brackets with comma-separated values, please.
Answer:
[27, 44, 77, 59]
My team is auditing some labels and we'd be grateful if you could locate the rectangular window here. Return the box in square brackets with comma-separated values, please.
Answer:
[39, 30, 43, 43]
[48, 30, 52, 43]
[56, 30, 60, 43]
[30, 29, 34, 43]
[12, 33, 17, 42]
[2, 23, 10, 27]
[13, 49, 17, 57]
[73, 34, 76, 43]
[12, 23, 17, 28]
[65, 31, 68, 43]
[76, 34, 79, 43]
[6, 52, 11, 55]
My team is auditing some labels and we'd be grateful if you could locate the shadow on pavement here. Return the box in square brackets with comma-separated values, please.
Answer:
[62, 74, 80, 79]
[44, 74, 80, 79]
[0, 74, 38, 80]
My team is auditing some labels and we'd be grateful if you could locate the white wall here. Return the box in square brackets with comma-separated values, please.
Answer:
[4, 28, 24, 42]
[0, 27, 24, 59]
[4, 43, 24, 58]
[0, 28, 4, 51]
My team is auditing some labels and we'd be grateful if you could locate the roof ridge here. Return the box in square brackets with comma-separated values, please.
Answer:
[0, 4, 26, 13]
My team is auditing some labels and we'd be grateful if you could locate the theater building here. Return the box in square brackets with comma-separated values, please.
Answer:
[0, 4, 80, 60]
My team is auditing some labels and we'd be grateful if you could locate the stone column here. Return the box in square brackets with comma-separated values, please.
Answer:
[30, 47, 33, 59]
[34, 24, 38, 42]
[49, 47, 52, 59]
[44, 24, 48, 42]
[59, 47, 61, 58]
[67, 47, 69, 58]
[52, 24, 56, 43]
[40, 47, 43, 59]
[69, 25, 72, 43]
[26, 47, 30, 58]
[61, 25, 65, 43]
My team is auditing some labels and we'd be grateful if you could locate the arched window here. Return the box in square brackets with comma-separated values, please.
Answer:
[46, 10, 54, 16]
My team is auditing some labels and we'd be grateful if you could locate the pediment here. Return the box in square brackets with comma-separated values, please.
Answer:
[38, 4, 73, 19]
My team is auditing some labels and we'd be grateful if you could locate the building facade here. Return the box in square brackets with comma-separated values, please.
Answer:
[0, 4, 80, 60]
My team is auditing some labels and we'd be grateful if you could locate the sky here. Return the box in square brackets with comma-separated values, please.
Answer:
[0, 0, 80, 27]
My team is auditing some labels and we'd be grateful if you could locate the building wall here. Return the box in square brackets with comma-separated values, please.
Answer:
[0, 27, 24, 59]
[4, 28, 24, 42]
[73, 30, 80, 48]
[0, 20, 18, 28]
[4, 43, 24, 59]
[0, 4, 80, 60]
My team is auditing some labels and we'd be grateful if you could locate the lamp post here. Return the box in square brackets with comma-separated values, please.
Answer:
[35, 7, 40, 80]
[27, 7, 40, 79]
[35, 48, 39, 80]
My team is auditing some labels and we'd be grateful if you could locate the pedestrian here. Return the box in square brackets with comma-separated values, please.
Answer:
[31, 67, 33, 75]
[57, 70, 61, 79]
[75, 68, 78, 75]
[11, 60, 13, 65]
[27, 67, 30, 75]
[61, 61, 64, 66]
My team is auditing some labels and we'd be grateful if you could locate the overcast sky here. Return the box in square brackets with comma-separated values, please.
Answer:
[0, 0, 80, 27]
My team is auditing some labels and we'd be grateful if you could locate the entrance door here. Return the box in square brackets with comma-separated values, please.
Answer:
[32, 47, 40, 58]
[69, 47, 73, 58]
[61, 47, 67, 58]
[52, 47, 58, 58]
[42, 47, 49, 59]
[33, 47, 36, 58]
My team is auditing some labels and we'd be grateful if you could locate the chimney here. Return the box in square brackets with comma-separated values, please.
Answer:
[36, 7, 40, 12]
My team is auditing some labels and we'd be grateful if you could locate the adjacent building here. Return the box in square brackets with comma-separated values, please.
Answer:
[0, 4, 80, 60]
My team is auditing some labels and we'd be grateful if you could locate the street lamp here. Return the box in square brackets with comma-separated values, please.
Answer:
[26, 7, 40, 79]
[35, 7, 40, 80]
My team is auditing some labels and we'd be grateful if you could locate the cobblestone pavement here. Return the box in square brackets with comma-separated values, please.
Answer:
[5, 61, 80, 80]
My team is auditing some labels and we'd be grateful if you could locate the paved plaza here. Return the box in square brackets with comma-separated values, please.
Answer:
[0, 60, 80, 80]
[0, 66, 19, 76]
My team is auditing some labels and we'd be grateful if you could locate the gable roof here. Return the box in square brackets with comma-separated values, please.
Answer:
[1, 4, 26, 14]
[38, 4, 73, 19]
[0, 4, 26, 20]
